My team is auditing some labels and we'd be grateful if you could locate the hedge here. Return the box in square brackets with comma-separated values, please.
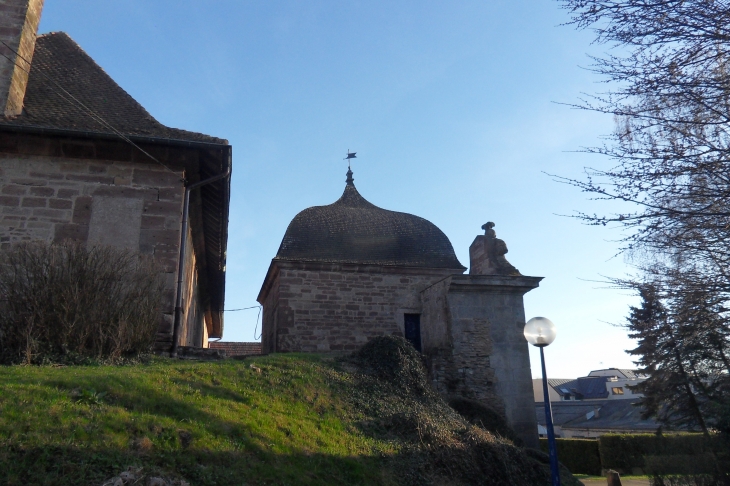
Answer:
[598, 434, 715, 475]
[539, 435, 721, 476]
[539, 438, 602, 475]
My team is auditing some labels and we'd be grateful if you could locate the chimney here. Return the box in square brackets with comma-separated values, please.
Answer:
[0, 0, 44, 117]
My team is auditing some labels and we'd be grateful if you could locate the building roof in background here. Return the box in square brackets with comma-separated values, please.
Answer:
[535, 398, 660, 431]
[546, 378, 573, 389]
[553, 376, 610, 400]
[0, 32, 227, 145]
[274, 183, 466, 270]
[588, 368, 645, 379]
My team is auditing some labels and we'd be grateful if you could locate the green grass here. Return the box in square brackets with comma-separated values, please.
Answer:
[0, 354, 391, 486]
[0, 346, 585, 486]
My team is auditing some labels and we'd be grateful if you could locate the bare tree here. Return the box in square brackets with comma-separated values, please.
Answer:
[556, 0, 730, 285]
[557, 0, 730, 440]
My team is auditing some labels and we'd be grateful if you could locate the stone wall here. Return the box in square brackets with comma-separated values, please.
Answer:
[258, 260, 456, 353]
[0, 0, 44, 116]
[421, 278, 500, 410]
[421, 274, 542, 448]
[0, 144, 206, 350]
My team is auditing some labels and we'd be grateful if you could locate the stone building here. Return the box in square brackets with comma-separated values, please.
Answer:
[0, 0, 231, 352]
[258, 168, 541, 447]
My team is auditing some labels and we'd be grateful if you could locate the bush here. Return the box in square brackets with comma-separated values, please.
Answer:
[644, 453, 717, 476]
[598, 434, 715, 475]
[450, 397, 521, 445]
[540, 438, 602, 475]
[0, 241, 164, 364]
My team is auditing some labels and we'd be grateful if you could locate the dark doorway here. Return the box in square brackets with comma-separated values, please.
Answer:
[404, 313, 422, 352]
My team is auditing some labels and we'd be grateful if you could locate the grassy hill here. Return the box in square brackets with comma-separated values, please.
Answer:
[0, 337, 579, 486]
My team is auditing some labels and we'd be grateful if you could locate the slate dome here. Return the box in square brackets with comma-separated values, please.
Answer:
[275, 177, 465, 270]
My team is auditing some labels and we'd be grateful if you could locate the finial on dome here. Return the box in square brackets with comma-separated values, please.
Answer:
[344, 149, 357, 186]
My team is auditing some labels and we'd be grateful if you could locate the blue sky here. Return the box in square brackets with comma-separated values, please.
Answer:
[39, 1, 639, 379]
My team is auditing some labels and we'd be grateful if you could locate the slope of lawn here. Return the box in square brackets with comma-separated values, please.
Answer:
[0, 338, 579, 486]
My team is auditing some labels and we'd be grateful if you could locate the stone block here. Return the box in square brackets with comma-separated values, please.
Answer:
[72, 196, 93, 224]
[53, 223, 88, 242]
[56, 188, 79, 198]
[28, 170, 63, 180]
[88, 165, 107, 174]
[144, 200, 181, 216]
[87, 197, 144, 250]
[139, 228, 179, 248]
[92, 185, 156, 199]
[29, 186, 54, 197]
[0, 195, 19, 206]
[133, 168, 183, 187]
[32, 208, 68, 219]
[2, 184, 26, 195]
[21, 197, 46, 207]
[141, 215, 166, 229]
[66, 173, 114, 184]
[48, 198, 73, 209]
[10, 177, 45, 186]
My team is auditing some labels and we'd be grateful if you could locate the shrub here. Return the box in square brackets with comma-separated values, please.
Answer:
[450, 397, 521, 445]
[0, 241, 164, 364]
[540, 438, 602, 475]
[598, 434, 715, 475]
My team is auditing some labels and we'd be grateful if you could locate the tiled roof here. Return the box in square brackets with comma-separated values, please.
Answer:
[617, 369, 644, 379]
[536, 399, 660, 432]
[547, 378, 573, 389]
[553, 376, 610, 400]
[0, 32, 227, 145]
[275, 182, 466, 270]
[588, 368, 644, 379]
[209, 342, 262, 356]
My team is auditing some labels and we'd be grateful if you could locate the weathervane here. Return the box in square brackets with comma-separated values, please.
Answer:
[344, 149, 357, 169]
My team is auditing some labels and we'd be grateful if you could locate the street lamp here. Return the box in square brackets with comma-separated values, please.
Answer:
[524, 316, 561, 486]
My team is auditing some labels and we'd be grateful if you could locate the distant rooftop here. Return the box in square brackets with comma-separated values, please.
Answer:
[535, 398, 660, 432]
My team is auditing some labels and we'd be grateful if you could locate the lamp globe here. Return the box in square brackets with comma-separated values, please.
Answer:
[524, 317, 557, 347]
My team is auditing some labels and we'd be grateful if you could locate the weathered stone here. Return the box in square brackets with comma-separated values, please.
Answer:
[469, 222, 520, 276]
[0, 155, 193, 350]
[258, 186, 543, 450]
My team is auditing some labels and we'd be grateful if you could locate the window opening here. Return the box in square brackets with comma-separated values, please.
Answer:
[403, 313, 422, 352]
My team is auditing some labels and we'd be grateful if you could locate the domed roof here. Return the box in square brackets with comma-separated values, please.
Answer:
[275, 177, 465, 270]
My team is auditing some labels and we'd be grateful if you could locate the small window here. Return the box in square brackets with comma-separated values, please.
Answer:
[403, 313, 422, 352]
[611, 387, 624, 395]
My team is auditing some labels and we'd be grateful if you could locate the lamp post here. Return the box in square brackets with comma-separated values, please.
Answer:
[524, 316, 561, 486]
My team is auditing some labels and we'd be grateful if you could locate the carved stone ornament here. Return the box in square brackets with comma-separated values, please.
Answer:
[468, 222, 521, 276]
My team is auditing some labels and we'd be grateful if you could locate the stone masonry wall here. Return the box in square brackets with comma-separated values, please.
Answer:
[0, 151, 199, 348]
[420, 275, 541, 448]
[421, 279, 501, 414]
[260, 267, 279, 354]
[260, 261, 456, 353]
[0, 0, 44, 115]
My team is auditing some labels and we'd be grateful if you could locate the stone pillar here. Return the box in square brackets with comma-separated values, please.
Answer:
[0, 0, 44, 116]
[421, 222, 542, 448]
[421, 274, 542, 448]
